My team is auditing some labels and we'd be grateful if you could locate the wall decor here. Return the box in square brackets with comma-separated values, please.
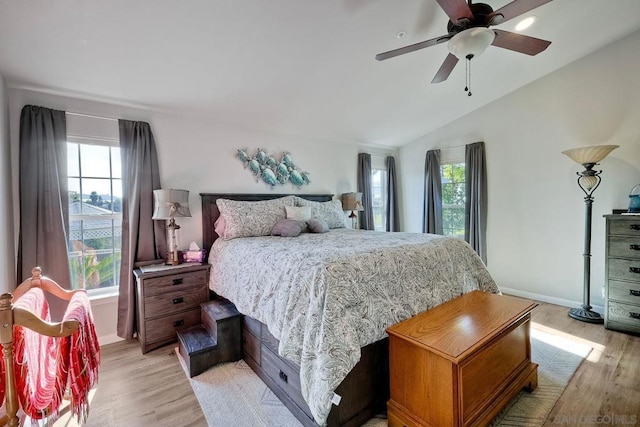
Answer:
[237, 148, 311, 187]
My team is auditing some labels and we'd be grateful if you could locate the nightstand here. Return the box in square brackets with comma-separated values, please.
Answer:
[134, 263, 210, 353]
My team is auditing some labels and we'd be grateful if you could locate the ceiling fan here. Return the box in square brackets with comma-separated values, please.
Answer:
[376, 0, 553, 88]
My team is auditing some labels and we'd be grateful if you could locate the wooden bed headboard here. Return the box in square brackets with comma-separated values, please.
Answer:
[200, 193, 334, 251]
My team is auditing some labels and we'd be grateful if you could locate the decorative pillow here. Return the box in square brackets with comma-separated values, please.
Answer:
[271, 219, 304, 237]
[285, 206, 312, 221]
[214, 215, 226, 239]
[295, 198, 345, 229]
[216, 196, 296, 240]
[307, 218, 329, 233]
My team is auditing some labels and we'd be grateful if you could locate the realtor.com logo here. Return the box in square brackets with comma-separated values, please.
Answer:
[552, 414, 637, 425]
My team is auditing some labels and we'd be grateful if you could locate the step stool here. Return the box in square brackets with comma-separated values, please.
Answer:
[178, 297, 242, 377]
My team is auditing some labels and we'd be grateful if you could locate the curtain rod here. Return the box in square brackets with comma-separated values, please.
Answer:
[66, 111, 119, 122]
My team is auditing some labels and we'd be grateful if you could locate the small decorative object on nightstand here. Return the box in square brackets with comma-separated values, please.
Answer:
[134, 263, 209, 353]
[603, 214, 640, 334]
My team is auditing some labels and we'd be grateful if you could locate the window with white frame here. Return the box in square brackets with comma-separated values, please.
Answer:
[440, 161, 466, 238]
[371, 168, 387, 231]
[66, 114, 121, 294]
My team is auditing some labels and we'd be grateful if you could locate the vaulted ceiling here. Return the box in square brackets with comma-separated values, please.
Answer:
[1, 0, 639, 147]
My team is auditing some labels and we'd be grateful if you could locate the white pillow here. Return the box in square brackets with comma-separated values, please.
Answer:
[295, 198, 345, 229]
[216, 196, 296, 240]
[285, 206, 312, 221]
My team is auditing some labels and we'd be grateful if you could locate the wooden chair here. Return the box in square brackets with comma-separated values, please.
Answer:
[0, 267, 82, 427]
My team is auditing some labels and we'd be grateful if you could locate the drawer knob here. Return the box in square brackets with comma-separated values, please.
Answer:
[630, 312, 640, 320]
[631, 224, 640, 231]
[630, 267, 640, 274]
[172, 297, 184, 305]
[631, 244, 640, 251]
[630, 290, 640, 297]
[278, 370, 288, 383]
[173, 320, 184, 328]
[241, 336, 247, 344]
[172, 278, 184, 285]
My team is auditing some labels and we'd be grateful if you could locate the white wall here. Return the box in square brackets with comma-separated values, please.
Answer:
[0, 73, 14, 293]
[399, 30, 640, 310]
[7, 87, 372, 343]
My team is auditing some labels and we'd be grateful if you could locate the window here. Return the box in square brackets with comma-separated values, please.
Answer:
[440, 162, 465, 237]
[67, 142, 122, 293]
[371, 169, 387, 231]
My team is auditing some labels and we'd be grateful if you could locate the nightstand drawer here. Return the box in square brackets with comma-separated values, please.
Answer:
[145, 308, 202, 344]
[144, 270, 208, 297]
[608, 280, 640, 304]
[609, 258, 640, 282]
[144, 287, 208, 319]
[609, 237, 640, 260]
[607, 301, 640, 333]
[609, 219, 640, 237]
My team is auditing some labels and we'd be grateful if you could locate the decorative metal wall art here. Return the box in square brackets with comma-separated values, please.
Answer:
[237, 148, 311, 187]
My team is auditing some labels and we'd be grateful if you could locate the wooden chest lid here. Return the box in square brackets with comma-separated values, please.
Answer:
[386, 290, 537, 361]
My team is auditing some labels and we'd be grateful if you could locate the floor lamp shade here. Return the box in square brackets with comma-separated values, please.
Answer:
[562, 145, 618, 323]
[152, 189, 192, 265]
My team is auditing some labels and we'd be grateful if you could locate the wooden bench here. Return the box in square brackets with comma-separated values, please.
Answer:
[386, 290, 538, 427]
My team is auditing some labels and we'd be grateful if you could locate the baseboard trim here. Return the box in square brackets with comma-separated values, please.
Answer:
[499, 287, 604, 315]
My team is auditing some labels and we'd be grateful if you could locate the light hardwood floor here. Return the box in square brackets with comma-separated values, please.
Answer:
[53, 301, 639, 426]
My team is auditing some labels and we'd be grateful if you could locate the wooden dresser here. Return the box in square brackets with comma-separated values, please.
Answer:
[604, 214, 640, 334]
[134, 263, 210, 353]
[386, 291, 538, 427]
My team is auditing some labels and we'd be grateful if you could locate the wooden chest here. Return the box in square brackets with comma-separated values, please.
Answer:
[604, 215, 640, 334]
[386, 291, 538, 427]
[134, 263, 210, 353]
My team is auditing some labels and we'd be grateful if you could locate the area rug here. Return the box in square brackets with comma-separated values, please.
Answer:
[177, 327, 591, 427]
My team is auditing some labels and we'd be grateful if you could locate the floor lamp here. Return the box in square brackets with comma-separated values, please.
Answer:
[562, 144, 619, 323]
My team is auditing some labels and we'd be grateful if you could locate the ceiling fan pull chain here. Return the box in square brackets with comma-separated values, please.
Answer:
[464, 55, 473, 96]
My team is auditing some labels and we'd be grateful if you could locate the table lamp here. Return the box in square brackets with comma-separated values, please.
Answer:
[152, 189, 192, 265]
[341, 192, 364, 229]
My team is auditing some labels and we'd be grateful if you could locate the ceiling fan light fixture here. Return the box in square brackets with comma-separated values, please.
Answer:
[447, 27, 496, 60]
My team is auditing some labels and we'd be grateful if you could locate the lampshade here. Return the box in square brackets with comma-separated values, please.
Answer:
[561, 145, 619, 165]
[152, 189, 192, 220]
[448, 27, 496, 60]
[341, 192, 364, 212]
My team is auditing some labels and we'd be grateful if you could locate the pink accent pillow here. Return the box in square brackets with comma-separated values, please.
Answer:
[214, 215, 226, 239]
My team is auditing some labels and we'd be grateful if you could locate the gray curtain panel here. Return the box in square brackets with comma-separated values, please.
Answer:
[17, 105, 72, 288]
[423, 149, 443, 234]
[465, 142, 488, 264]
[357, 152, 374, 230]
[117, 120, 166, 339]
[385, 156, 400, 232]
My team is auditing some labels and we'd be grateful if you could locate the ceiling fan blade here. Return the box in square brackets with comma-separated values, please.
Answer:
[487, 0, 553, 25]
[431, 53, 459, 84]
[491, 29, 551, 55]
[375, 34, 453, 61]
[435, 0, 473, 24]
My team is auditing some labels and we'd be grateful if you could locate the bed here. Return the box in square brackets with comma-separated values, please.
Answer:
[201, 193, 499, 427]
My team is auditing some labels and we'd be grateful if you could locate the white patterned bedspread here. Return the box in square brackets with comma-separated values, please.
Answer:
[208, 229, 499, 425]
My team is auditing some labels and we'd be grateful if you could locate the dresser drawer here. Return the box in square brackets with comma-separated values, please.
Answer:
[609, 219, 640, 237]
[145, 308, 201, 344]
[606, 301, 640, 334]
[260, 346, 310, 418]
[608, 237, 640, 260]
[608, 280, 640, 305]
[608, 258, 640, 282]
[144, 270, 208, 297]
[144, 287, 208, 319]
